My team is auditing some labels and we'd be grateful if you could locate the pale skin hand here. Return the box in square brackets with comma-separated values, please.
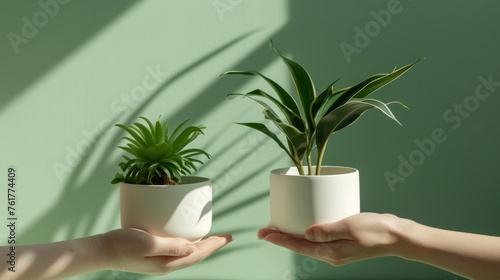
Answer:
[258, 213, 500, 280]
[0, 228, 232, 280]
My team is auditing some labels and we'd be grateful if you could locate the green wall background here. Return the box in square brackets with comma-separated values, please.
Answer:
[1, 0, 499, 279]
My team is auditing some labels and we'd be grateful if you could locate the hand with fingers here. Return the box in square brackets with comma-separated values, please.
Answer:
[258, 212, 500, 279]
[102, 228, 233, 275]
[258, 213, 399, 266]
[0, 228, 232, 280]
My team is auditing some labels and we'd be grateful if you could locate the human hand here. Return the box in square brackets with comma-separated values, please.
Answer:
[258, 213, 402, 266]
[101, 228, 232, 275]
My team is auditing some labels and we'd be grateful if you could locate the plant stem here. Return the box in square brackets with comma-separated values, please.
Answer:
[316, 144, 327, 175]
[306, 137, 313, 175]
[307, 153, 312, 176]
[296, 161, 305, 175]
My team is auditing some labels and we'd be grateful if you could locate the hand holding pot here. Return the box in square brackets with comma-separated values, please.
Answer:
[259, 213, 398, 266]
[0, 228, 232, 280]
[259, 213, 500, 279]
[102, 228, 232, 275]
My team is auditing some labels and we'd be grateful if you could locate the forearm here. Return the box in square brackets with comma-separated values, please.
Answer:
[395, 218, 500, 280]
[0, 234, 109, 280]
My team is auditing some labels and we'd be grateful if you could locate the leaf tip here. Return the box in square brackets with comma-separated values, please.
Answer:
[219, 71, 230, 77]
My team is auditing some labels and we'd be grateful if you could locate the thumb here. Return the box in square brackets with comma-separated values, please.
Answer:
[305, 221, 352, 242]
[148, 237, 196, 257]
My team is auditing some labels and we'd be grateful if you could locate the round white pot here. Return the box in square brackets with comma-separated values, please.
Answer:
[120, 176, 212, 242]
[270, 166, 360, 235]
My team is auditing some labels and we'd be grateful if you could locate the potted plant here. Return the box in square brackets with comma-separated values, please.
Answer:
[221, 40, 420, 235]
[111, 116, 212, 242]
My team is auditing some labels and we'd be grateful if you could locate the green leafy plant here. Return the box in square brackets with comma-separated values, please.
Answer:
[222, 40, 421, 175]
[111, 116, 211, 185]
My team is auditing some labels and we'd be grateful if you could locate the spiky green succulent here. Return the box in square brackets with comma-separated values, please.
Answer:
[222, 39, 421, 175]
[111, 116, 211, 185]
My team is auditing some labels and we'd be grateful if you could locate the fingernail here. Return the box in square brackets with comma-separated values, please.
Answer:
[305, 231, 316, 241]
[186, 243, 196, 254]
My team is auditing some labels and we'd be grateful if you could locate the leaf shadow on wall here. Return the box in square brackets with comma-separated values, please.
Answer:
[17, 30, 281, 279]
[0, 0, 139, 112]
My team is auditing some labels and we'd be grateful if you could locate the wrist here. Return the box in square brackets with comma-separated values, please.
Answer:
[87, 233, 115, 272]
[390, 216, 423, 260]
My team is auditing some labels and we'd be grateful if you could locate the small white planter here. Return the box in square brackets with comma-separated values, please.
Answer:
[120, 176, 212, 242]
[270, 166, 360, 235]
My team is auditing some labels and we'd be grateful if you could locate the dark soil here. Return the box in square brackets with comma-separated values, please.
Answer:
[143, 174, 178, 185]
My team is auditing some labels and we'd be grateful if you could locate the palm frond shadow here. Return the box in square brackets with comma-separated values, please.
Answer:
[193, 116, 253, 174]
[20, 19, 316, 280]
[18, 31, 260, 243]
[214, 191, 269, 220]
[0, 0, 139, 112]
[19, 30, 284, 246]
[213, 155, 280, 202]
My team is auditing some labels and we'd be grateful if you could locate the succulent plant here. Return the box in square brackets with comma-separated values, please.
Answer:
[222, 40, 421, 175]
[111, 116, 210, 185]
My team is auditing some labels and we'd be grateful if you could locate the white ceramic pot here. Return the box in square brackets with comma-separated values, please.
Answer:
[120, 176, 212, 242]
[270, 166, 360, 235]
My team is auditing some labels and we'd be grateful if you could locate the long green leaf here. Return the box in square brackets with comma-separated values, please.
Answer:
[120, 158, 137, 173]
[111, 173, 124, 184]
[263, 109, 307, 161]
[170, 168, 182, 183]
[183, 159, 197, 172]
[154, 119, 165, 144]
[235, 122, 296, 162]
[159, 158, 182, 171]
[317, 59, 420, 122]
[125, 166, 140, 183]
[169, 119, 190, 144]
[310, 78, 341, 120]
[316, 100, 403, 156]
[222, 70, 301, 116]
[134, 122, 156, 147]
[185, 157, 204, 165]
[179, 148, 211, 159]
[118, 145, 144, 159]
[328, 74, 386, 112]
[360, 99, 403, 126]
[353, 59, 422, 99]
[116, 124, 148, 148]
[172, 126, 204, 151]
[139, 117, 156, 139]
[144, 145, 170, 161]
[159, 165, 172, 181]
[228, 90, 306, 132]
[167, 153, 185, 169]
[148, 163, 160, 174]
[312, 87, 348, 124]
[270, 39, 316, 131]
[162, 119, 169, 142]
[122, 136, 145, 151]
